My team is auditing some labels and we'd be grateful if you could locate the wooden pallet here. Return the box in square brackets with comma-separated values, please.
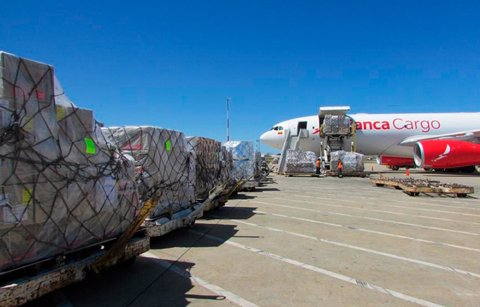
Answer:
[370, 177, 474, 197]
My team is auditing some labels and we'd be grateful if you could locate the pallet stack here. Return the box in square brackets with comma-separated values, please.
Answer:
[0, 52, 143, 272]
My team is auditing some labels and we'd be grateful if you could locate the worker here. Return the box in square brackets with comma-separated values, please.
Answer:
[337, 159, 343, 178]
[315, 158, 321, 175]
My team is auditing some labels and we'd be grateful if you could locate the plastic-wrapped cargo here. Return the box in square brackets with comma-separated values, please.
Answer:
[187, 137, 222, 200]
[254, 151, 262, 179]
[223, 141, 255, 181]
[0, 52, 141, 272]
[103, 127, 196, 220]
[220, 145, 234, 187]
[323, 115, 351, 135]
[330, 150, 365, 173]
[284, 150, 317, 173]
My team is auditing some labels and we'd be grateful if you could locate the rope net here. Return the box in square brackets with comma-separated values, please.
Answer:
[102, 126, 196, 222]
[186, 137, 223, 200]
[0, 52, 141, 272]
[220, 146, 235, 187]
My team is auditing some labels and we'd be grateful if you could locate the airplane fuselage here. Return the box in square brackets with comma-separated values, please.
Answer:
[260, 112, 480, 159]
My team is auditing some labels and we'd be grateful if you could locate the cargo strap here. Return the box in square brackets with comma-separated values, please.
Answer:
[89, 198, 156, 273]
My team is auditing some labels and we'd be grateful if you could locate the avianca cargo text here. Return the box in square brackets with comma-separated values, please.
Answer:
[356, 118, 441, 133]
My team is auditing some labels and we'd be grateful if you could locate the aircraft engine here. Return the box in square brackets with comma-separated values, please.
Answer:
[414, 140, 480, 169]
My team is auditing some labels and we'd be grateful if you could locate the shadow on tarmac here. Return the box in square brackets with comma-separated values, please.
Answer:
[249, 187, 280, 192]
[204, 206, 259, 220]
[229, 193, 256, 200]
[27, 256, 218, 307]
[151, 223, 240, 249]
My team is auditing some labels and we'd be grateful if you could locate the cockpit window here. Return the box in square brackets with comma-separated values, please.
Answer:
[278, 126, 283, 131]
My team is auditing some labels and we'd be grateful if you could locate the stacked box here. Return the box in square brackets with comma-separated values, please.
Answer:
[284, 150, 317, 173]
[103, 126, 196, 220]
[224, 141, 255, 181]
[0, 52, 141, 272]
[187, 137, 222, 200]
[323, 115, 351, 135]
[220, 146, 234, 187]
[330, 150, 365, 173]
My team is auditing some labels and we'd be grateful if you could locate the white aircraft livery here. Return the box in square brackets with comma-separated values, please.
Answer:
[260, 112, 480, 171]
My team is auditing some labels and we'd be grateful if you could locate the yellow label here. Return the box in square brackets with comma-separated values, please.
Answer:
[22, 189, 32, 205]
[24, 117, 33, 132]
[56, 106, 66, 121]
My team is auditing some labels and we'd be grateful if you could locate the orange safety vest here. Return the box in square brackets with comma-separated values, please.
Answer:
[315, 160, 321, 168]
[338, 161, 343, 170]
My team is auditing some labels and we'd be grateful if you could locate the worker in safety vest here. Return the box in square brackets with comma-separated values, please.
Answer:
[315, 158, 321, 175]
[337, 159, 344, 178]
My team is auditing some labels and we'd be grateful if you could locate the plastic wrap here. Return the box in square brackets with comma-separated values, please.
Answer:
[330, 150, 365, 173]
[103, 126, 196, 220]
[187, 137, 222, 199]
[0, 52, 141, 272]
[223, 141, 255, 181]
[220, 146, 234, 187]
[284, 150, 317, 173]
[254, 151, 262, 179]
[323, 115, 351, 135]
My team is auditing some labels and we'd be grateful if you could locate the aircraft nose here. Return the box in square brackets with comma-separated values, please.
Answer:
[260, 131, 274, 146]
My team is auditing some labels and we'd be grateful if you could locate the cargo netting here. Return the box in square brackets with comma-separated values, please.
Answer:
[187, 137, 222, 200]
[0, 52, 142, 272]
[220, 146, 234, 188]
[103, 127, 196, 222]
[323, 115, 351, 135]
[254, 151, 262, 179]
[330, 150, 365, 173]
[285, 150, 317, 173]
[224, 141, 255, 181]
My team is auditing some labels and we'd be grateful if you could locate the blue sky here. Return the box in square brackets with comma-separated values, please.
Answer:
[2, 1, 479, 153]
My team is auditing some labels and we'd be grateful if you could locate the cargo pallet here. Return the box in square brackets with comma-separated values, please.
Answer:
[0, 231, 149, 307]
[0, 198, 157, 306]
[370, 177, 474, 197]
[241, 180, 259, 191]
[144, 202, 204, 237]
[202, 184, 232, 212]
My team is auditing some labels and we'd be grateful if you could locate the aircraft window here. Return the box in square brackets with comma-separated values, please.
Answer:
[278, 126, 284, 131]
[273, 126, 278, 131]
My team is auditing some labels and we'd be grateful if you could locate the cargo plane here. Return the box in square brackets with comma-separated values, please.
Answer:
[260, 112, 480, 172]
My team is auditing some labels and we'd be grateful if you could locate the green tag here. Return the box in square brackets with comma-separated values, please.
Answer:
[55, 106, 66, 121]
[22, 189, 32, 205]
[165, 140, 172, 152]
[84, 137, 97, 154]
[24, 116, 33, 132]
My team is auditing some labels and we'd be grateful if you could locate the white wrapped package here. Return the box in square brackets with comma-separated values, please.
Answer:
[103, 126, 196, 220]
[187, 137, 222, 200]
[0, 52, 142, 272]
[330, 150, 365, 173]
[224, 141, 255, 181]
[284, 150, 317, 173]
[323, 115, 351, 135]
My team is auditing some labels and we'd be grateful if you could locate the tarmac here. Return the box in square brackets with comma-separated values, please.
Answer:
[31, 163, 480, 306]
